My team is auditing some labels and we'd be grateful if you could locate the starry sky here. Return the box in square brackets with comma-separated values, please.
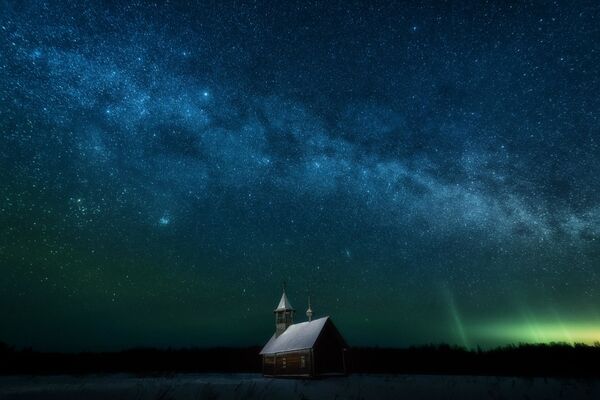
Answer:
[1, 1, 600, 351]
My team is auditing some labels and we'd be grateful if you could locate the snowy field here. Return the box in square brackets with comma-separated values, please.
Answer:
[1, 373, 599, 399]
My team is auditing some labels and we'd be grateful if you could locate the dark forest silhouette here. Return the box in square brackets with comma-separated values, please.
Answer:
[2, 341, 600, 377]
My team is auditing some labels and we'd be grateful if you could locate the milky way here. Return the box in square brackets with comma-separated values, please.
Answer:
[1, 1, 599, 350]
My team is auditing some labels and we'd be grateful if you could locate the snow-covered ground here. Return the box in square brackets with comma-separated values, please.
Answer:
[1, 373, 599, 399]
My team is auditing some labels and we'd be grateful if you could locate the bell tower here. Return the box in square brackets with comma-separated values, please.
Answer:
[274, 285, 295, 337]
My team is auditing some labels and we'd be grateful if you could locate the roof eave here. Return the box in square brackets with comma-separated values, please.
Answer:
[260, 347, 312, 356]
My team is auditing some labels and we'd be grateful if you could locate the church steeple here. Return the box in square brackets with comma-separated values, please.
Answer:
[274, 284, 295, 337]
[306, 296, 313, 322]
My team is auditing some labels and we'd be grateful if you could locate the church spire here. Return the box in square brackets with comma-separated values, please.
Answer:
[306, 295, 313, 322]
[273, 284, 295, 337]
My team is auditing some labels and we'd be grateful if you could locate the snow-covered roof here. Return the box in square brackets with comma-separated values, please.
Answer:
[274, 291, 294, 311]
[260, 316, 329, 355]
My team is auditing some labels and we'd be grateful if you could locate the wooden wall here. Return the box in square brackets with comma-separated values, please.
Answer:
[262, 350, 312, 376]
[313, 319, 348, 375]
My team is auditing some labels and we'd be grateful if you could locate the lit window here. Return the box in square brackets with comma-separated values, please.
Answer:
[300, 355, 306, 368]
[282, 357, 287, 368]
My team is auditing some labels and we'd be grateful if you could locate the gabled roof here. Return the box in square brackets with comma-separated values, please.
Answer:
[274, 291, 294, 311]
[260, 316, 329, 355]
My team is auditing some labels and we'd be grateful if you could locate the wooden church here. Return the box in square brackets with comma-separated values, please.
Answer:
[260, 289, 349, 378]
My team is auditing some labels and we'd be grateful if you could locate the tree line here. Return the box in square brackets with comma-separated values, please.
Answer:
[2, 341, 599, 377]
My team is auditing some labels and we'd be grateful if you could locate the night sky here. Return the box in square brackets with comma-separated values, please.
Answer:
[1, 1, 600, 351]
